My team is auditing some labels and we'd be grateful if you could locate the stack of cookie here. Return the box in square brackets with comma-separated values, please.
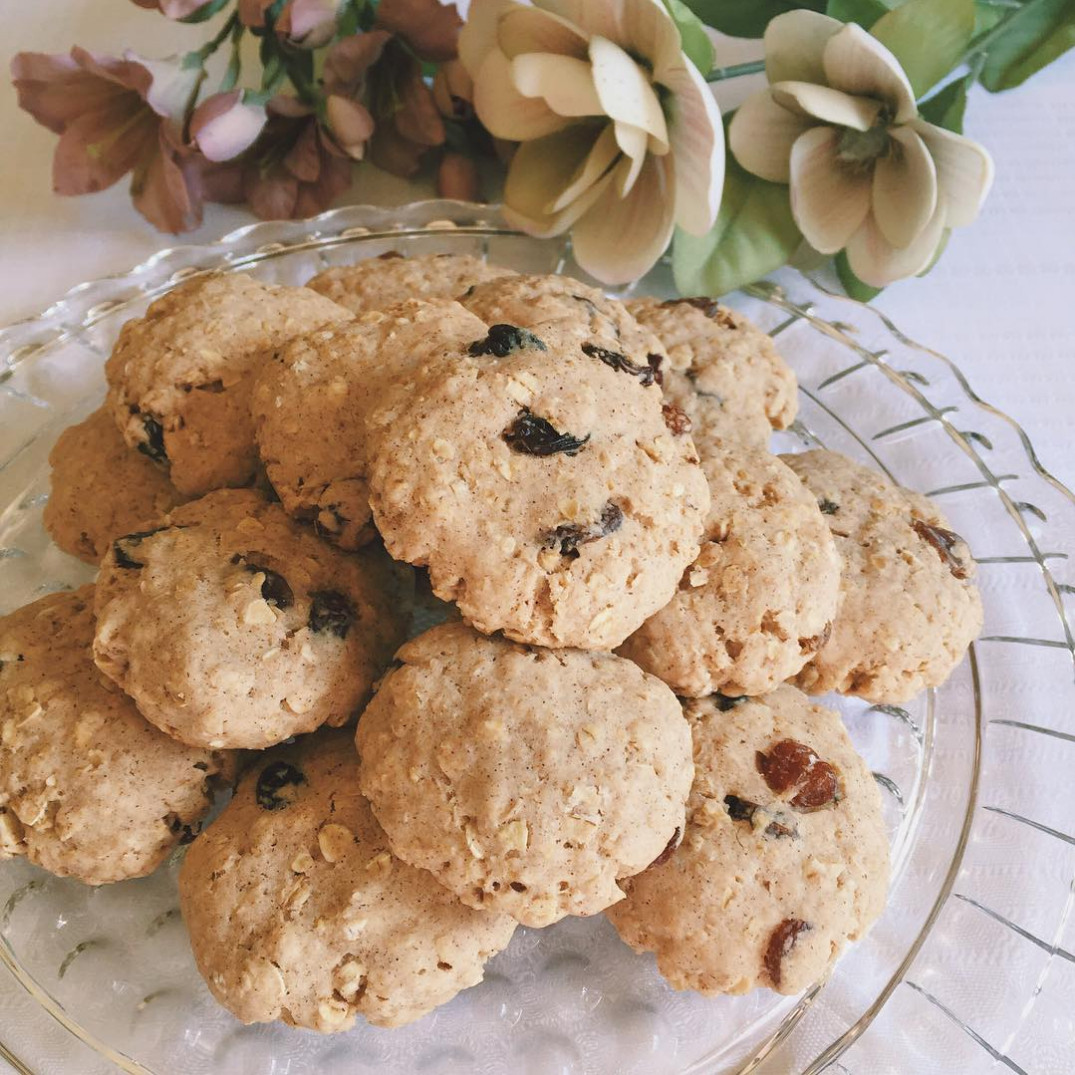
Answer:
[0, 253, 983, 1034]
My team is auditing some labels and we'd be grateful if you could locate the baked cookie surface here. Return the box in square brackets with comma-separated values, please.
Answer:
[357, 622, 693, 927]
[607, 686, 889, 996]
[306, 252, 514, 314]
[781, 450, 983, 702]
[0, 587, 235, 885]
[627, 297, 797, 452]
[252, 299, 489, 548]
[365, 322, 709, 649]
[105, 273, 347, 496]
[618, 449, 840, 697]
[180, 730, 516, 1031]
[92, 489, 410, 749]
[44, 406, 190, 564]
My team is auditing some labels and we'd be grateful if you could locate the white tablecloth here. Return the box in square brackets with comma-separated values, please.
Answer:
[1, 3, 1073, 1071]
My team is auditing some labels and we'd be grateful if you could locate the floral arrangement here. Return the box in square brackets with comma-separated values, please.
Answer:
[11, 0, 1074, 297]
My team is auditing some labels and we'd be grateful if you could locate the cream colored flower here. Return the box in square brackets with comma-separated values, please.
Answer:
[729, 11, 993, 287]
[459, 0, 724, 284]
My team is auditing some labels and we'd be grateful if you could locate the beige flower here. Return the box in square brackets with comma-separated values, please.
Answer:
[729, 11, 993, 287]
[459, 0, 724, 284]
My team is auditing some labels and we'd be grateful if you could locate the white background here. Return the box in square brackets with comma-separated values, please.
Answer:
[0, 2, 1073, 1070]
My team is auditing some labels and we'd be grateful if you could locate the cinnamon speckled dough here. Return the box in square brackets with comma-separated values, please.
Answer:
[626, 297, 797, 451]
[461, 274, 667, 364]
[607, 686, 889, 996]
[105, 273, 348, 496]
[357, 622, 693, 927]
[0, 587, 236, 885]
[618, 449, 840, 697]
[305, 252, 515, 314]
[781, 450, 983, 703]
[92, 489, 410, 750]
[180, 731, 515, 1032]
[365, 323, 709, 649]
[252, 299, 489, 548]
[44, 407, 191, 564]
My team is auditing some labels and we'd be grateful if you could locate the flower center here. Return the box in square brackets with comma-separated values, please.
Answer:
[836, 120, 891, 170]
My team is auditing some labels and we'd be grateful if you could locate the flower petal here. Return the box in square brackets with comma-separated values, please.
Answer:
[459, 0, 520, 77]
[131, 126, 203, 234]
[191, 91, 268, 163]
[52, 100, 156, 195]
[770, 81, 881, 131]
[540, 0, 681, 73]
[764, 9, 844, 84]
[511, 53, 603, 118]
[589, 35, 668, 151]
[549, 123, 619, 211]
[846, 202, 947, 286]
[789, 125, 872, 255]
[823, 23, 916, 125]
[872, 126, 937, 249]
[729, 88, 812, 183]
[498, 5, 589, 60]
[571, 154, 676, 284]
[910, 118, 994, 228]
[503, 125, 612, 235]
[473, 47, 569, 140]
[614, 121, 647, 195]
[10, 51, 124, 134]
[659, 52, 724, 235]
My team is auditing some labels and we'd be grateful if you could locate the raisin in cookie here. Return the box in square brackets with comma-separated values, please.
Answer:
[364, 322, 709, 649]
[0, 587, 235, 885]
[461, 274, 666, 366]
[357, 622, 693, 928]
[619, 449, 840, 697]
[93, 489, 410, 749]
[781, 450, 983, 702]
[44, 406, 191, 564]
[105, 274, 348, 496]
[607, 686, 889, 996]
[626, 297, 797, 452]
[306, 252, 514, 314]
[180, 731, 515, 1031]
[252, 299, 489, 548]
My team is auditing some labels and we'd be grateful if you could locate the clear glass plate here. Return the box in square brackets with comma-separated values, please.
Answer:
[0, 202, 1072, 1075]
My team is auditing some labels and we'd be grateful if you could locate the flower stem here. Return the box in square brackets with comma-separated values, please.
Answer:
[185, 10, 240, 68]
[706, 59, 766, 83]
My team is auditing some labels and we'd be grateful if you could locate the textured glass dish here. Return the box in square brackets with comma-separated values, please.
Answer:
[0, 202, 1072, 1075]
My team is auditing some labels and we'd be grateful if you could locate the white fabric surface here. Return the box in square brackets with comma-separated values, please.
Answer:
[0, 4, 1073, 1071]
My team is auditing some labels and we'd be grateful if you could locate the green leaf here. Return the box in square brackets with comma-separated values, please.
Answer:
[179, 0, 232, 24]
[825, 0, 893, 28]
[917, 71, 971, 132]
[663, 0, 716, 74]
[673, 151, 801, 297]
[835, 252, 883, 301]
[681, 0, 824, 40]
[978, 0, 1075, 91]
[870, 0, 976, 96]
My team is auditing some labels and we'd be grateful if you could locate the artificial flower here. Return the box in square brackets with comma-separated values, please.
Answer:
[321, 31, 388, 160]
[10, 47, 204, 232]
[458, 0, 724, 284]
[277, 0, 344, 48]
[375, 0, 463, 64]
[436, 151, 481, 200]
[190, 90, 268, 162]
[131, 0, 215, 17]
[432, 58, 474, 121]
[729, 10, 994, 287]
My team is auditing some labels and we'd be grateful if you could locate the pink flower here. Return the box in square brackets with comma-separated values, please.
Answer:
[190, 90, 268, 162]
[131, 0, 217, 19]
[278, 0, 343, 48]
[11, 47, 205, 233]
[321, 32, 388, 160]
[374, 0, 463, 63]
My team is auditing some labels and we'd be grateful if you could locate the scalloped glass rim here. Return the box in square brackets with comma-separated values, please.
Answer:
[0, 201, 1072, 1075]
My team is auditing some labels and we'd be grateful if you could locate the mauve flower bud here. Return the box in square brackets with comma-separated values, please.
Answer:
[190, 91, 268, 163]
[436, 152, 480, 202]
[432, 60, 474, 121]
[325, 94, 374, 160]
[279, 0, 343, 48]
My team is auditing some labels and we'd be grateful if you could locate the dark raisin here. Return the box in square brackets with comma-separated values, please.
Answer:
[468, 324, 547, 357]
[244, 563, 294, 609]
[378, 250, 403, 260]
[542, 501, 622, 558]
[648, 826, 682, 868]
[137, 416, 167, 465]
[756, 739, 842, 811]
[112, 526, 170, 570]
[167, 816, 199, 844]
[509, 881, 527, 892]
[662, 403, 692, 435]
[193, 380, 225, 394]
[193, 761, 209, 772]
[798, 623, 832, 654]
[764, 918, 811, 988]
[255, 761, 307, 810]
[647, 353, 664, 386]
[308, 590, 356, 639]
[912, 518, 971, 580]
[581, 342, 657, 386]
[818, 498, 840, 515]
[503, 409, 590, 457]
[660, 296, 721, 319]
[314, 505, 348, 540]
[723, 795, 796, 838]
[713, 693, 747, 711]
